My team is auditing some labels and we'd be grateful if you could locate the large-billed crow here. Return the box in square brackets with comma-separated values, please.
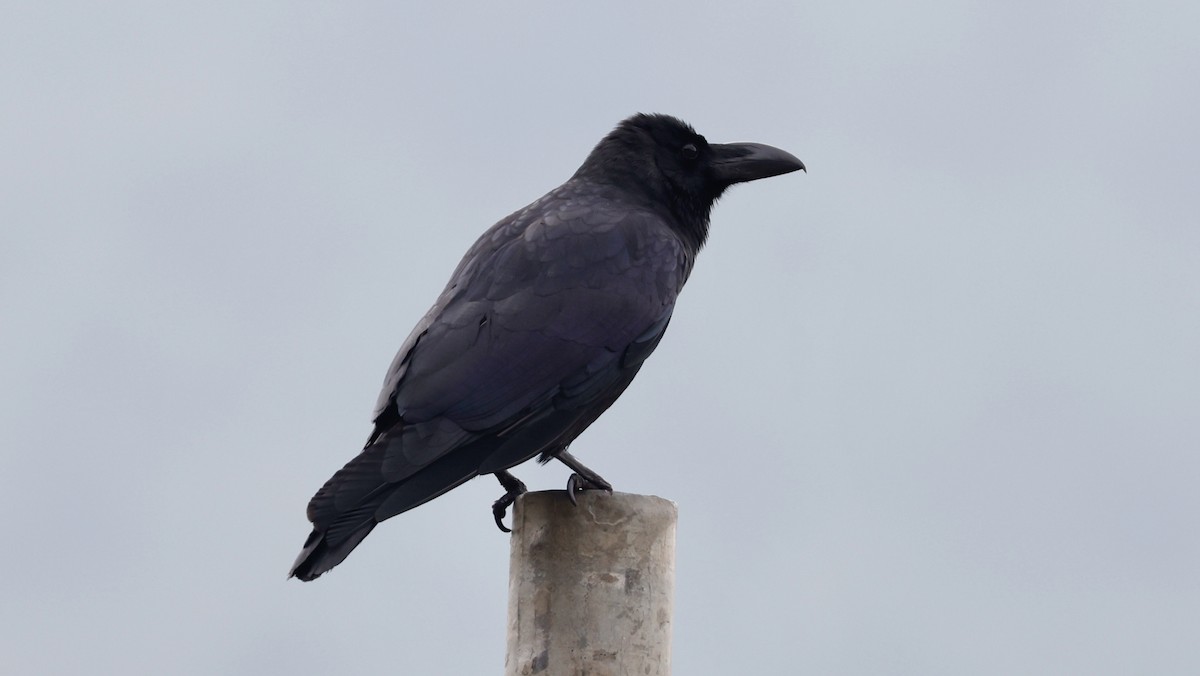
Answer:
[290, 114, 803, 580]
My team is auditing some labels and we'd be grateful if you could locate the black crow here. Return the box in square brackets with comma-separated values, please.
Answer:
[290, 114, 803, 580]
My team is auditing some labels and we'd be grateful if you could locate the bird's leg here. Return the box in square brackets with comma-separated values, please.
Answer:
[557, 450, 614, 506]
[491, 470, 527, 533]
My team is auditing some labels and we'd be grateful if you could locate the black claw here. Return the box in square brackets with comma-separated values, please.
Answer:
[567, 474, 580, 506]
[491, 471, 527, 533]
[565, 471, 613, 507]
[556, 450, 614, 508]
[492, 498, 514, 533]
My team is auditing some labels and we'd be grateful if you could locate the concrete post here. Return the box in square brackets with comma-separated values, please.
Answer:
[504, 491, 677, 676]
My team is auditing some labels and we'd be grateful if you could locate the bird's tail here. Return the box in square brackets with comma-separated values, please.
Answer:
[289, 520, 376, 582]
[289, 435, 493, 581]
[289, 442, 393, 581]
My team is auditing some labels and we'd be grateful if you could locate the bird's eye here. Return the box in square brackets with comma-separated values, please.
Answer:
[680, 143, 699, 160]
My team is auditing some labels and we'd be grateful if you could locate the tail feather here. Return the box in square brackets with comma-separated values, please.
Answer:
[289, 443, 393, 581]
[289, 520, 376, 581]
[289, 436, 505, 581]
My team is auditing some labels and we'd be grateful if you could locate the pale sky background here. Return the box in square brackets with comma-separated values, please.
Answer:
[3, 2, 1198, 674]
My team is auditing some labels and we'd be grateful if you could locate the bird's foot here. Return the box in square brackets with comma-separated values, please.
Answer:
[491, 471, 527, 533]
[555, 449, 614, 506]
[566, 471, 613, 506]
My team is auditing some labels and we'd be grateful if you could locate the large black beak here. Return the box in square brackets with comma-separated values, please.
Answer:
[711, 142, 805, 186]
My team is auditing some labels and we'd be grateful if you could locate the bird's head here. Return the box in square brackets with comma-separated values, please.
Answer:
[574, 113, 804, 251]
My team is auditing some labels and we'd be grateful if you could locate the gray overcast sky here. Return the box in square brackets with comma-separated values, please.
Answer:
[2, 2, 1198, 674]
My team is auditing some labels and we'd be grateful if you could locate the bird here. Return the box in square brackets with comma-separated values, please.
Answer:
[290, 113, 804, 581]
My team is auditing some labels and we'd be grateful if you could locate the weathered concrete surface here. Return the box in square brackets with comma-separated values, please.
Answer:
[504, 491, 677, 676]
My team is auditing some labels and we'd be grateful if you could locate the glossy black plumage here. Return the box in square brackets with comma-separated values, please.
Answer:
[290, 114, 803, 580]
